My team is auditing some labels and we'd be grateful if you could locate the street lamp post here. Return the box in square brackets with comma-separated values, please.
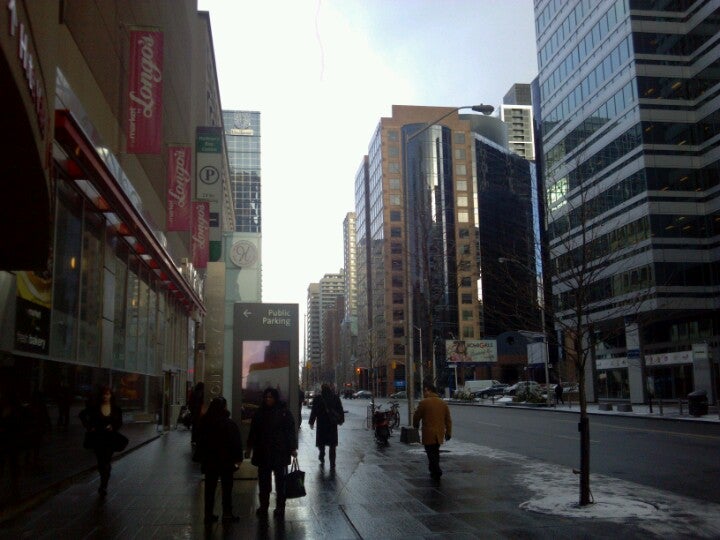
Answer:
[498, 257, 551, 405]
[414, 325, 424, 388]
[404, 104, 494, 424]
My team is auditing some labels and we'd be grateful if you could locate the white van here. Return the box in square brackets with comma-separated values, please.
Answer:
[462, 380, 502, 393]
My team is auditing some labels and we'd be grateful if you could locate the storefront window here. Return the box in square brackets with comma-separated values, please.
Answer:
[137, 267, 149, 373]
[125, 257, 140, 371]
[112, 248, 128, 369]
[647, 364, 693, 399]
[596, 368, 630, 399]
[50, 183, 82, 361]
[77, 207, 104, 365]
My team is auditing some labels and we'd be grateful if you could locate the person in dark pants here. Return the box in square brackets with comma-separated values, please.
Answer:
[79, 386, 123, 496]
[554, 382, 564, 405]
[309, 383, 344, 468]
[413, 382, 452, 481]
[246, 387, 297, 520]
[195, 396, 243, 524]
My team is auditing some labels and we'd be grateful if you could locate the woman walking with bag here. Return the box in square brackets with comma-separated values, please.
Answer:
[309, 383, 344, 469]
[246, 387, 297, 520]
[79, 386, 126, 496]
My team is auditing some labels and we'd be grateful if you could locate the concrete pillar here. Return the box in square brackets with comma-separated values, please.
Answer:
[692, 342, 715, 402]
[625, 320, 645, 404]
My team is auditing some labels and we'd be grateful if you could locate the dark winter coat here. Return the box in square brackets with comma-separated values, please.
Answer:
[247, 403, 297, 469]
[79, 404, 123, 452]
[309, 392, 344, 447]
[195, 411, 243, 474]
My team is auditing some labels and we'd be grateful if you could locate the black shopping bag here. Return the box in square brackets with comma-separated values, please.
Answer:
[285, 457, 306, 499]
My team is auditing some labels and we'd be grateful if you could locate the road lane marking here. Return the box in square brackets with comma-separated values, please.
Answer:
[557, 434, 599, 443]
[553, 418, 720, 441]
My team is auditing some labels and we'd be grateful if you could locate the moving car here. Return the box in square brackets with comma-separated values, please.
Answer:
[353, 390, 373, 399]
[389, 391, 407, 399]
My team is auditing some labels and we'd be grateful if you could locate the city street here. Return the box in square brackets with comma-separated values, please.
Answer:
[3, 399, 719, 539]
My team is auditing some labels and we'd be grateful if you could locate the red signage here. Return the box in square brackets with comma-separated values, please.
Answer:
[126, 28, 163, 154]
[166, 145, 192, 231]
[192, 201, 210, 269]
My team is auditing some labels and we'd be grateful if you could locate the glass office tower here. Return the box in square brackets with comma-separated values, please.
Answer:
[223, 110, 261, 233]
[535, 0, 719, 402]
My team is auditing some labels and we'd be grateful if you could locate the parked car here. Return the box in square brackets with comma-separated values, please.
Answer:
[353, 390, 373, 399]
[471, 383, 509, 399]
[503, 381, 541, 396]
[389, 391, 407, 399]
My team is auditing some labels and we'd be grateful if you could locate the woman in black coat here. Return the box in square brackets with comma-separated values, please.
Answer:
[309, 383, 344, 468]
[246, 387, 297, 519]
[195, 396, 243, 524]
[79, 386, 124, 496]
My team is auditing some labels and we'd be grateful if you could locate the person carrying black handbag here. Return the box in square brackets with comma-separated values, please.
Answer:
[79, 385, 124, 496]
[246, 387, 297, 520]
[309, 383, 344, 469]
[195, 396, 243, 524]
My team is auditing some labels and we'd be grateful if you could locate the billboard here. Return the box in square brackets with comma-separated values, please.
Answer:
[446, 339, 497, 364]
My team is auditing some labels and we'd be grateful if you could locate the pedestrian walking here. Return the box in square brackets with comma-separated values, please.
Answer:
[245, 387, 297, 520]
[298, 386, 305, 428]
[309, 383, 344, 468]
[412, 382, 452, 480]
[79, 386, 125, 496]
[195, 396, 243, 524]
[554, 383, 564, 405]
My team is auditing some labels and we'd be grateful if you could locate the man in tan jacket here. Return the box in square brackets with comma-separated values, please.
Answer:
[413, 382, 452, 480]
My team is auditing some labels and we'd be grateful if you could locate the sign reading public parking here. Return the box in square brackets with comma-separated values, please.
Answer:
[232, 303, 299, 428]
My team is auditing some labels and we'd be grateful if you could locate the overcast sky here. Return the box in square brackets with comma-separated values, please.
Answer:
[198, 0, 539, 351]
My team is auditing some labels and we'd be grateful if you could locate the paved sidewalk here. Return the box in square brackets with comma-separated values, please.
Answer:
[2, 402, 718, 539]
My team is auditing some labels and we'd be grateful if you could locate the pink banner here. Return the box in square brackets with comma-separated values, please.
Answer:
[126, 29, 163, 154]
[192, 202, 210, 269]
[166, 145, 192, 231]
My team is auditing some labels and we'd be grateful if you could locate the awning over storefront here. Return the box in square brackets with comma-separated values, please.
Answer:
[54, 109, 205, 316]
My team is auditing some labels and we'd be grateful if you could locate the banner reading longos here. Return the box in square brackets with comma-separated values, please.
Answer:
[192, 201, 210, 269]
[126, 28, 163, 154]
[446, 339, 498, 364]
[166, 145, 192, 231]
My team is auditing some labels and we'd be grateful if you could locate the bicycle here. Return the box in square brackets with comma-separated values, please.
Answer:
[387, 401, 400, 430]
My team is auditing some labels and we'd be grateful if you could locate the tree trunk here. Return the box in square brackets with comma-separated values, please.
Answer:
[578, 375, 591, 505]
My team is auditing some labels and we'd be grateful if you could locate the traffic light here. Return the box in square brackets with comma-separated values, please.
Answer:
[356, 367, 361, 374]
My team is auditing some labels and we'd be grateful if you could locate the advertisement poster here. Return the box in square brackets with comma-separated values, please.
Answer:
[15, 271, 52, 354]
[240, 340, 290, 424]
[446, 339, 498, 364]
[126, 28, 164, 154]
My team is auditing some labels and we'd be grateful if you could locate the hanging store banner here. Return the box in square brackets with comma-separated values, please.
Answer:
[166, 145, 192, 231]
[126, 28, 164, 154]
[192, 201, 210, 268]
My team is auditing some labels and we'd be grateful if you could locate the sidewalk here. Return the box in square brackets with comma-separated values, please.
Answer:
[2, 403, 719, 539]
[451, 396, 720, 423]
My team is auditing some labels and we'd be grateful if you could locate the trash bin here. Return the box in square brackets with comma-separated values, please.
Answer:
[687, 390, 708, 417]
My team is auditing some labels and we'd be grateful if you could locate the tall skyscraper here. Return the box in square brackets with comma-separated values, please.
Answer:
[501, 83, 536, 160]
[535, 0, 719, 402]
[223, 110, 261, 233]
[355, 105, 538, 395]
[340, 212, 358, 388]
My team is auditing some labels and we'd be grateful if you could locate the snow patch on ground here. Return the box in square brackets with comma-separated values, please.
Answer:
[403, 439, 720, 538]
